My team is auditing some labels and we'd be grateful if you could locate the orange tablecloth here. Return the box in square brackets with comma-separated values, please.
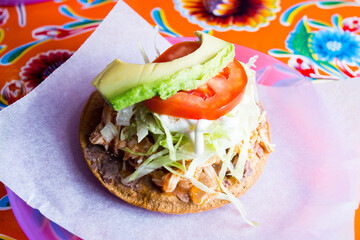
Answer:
[0, 0, 359, 239]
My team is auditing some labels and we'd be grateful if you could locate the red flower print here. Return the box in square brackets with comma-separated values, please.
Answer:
[20, 50, 73, 91]
[1, 80, 27, 105]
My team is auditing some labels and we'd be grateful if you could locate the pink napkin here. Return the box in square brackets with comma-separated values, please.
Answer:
[0, 1, 359, 239]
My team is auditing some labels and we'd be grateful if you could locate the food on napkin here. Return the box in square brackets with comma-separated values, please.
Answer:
[79, 31, 273, 223]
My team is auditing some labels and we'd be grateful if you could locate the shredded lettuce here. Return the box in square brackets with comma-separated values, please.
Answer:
[123, 148, 169, 183]
[153, 113, 176, 160]
[120, 126, 129, 141]
[137, 41, 150, 63]
[136, 122, 149, 142]
[116, 105, 134, 126]
[119, 102, 251, 185]
[217, 181, 257, 226]
[246, 55, 258, 69]
[218, 145, 235, 182]
[232, 136, 250, 182]
[135, 104, 163, 135]
[120, 134, 164, 157]
[100, 122, 118, 142]
[153, 25, 161, 57]
[184, 153, 212, 179]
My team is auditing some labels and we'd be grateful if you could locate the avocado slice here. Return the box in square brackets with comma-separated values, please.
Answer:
[92, 31, 235, 111]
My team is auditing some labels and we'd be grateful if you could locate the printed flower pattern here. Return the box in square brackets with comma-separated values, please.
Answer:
[288, 56, 317, 78]
[269, 15, 360, 80]
[1, 50, 73, 105]
[1, 80, 27, 105]
[0, 195, 10, 210]
[0, 8, 9, 27]
[174, 0, 280, 32]
[20, 50, 73, 90]
[343, 17, 360, 33]
[310, 29, 360, 63]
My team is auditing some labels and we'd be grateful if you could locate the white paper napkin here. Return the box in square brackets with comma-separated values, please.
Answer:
[0, 1, 359, 239]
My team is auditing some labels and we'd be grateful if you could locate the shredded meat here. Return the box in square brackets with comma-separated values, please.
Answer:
[89, 104, 153, 168]
[89, 103, 273, 205]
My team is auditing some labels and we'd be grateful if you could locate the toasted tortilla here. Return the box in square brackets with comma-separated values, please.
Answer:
[79, 91, 271, 214]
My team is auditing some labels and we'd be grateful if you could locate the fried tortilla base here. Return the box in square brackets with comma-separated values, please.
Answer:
[79, 91, 271, 214]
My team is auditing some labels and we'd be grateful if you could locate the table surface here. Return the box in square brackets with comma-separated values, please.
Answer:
[0, 0, 359, 239]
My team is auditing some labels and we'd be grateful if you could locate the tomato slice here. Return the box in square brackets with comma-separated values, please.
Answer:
[153, 41, 201, 63]
[143, 42, 247, 120]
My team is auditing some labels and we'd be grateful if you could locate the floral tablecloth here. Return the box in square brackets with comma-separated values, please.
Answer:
[0, 0, 359, 239]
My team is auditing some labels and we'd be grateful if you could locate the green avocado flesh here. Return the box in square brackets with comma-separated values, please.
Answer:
[92, 31, 235, 111]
